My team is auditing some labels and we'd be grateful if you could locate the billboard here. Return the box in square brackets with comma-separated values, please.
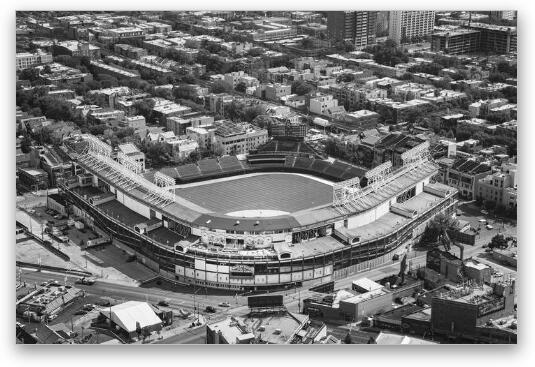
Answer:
[248, 295, 284, 308]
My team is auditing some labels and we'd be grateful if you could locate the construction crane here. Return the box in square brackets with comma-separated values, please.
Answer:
[437, 228, 464, 260]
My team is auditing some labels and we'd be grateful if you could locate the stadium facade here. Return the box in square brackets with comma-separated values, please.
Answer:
[60, 135, 458, 291]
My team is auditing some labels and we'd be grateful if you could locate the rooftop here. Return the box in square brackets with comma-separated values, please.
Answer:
[209, 311, 308, 344]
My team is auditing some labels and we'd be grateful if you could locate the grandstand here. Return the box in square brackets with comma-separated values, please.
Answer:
[60, 133, 458, 292]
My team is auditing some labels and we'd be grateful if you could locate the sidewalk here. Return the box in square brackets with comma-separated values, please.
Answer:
[132, 315, 210, 344]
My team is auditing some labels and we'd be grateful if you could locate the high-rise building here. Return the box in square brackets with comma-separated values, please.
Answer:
[327, 11, 378, 49]
[376, 11, 389, 37]
[489, 11, 517, 22]
[388, 11, 436, 44]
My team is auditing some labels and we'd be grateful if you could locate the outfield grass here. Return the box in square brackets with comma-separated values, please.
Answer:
[176, 173, 333, 214]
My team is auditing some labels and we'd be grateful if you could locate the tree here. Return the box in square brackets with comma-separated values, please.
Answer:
[20, 135, 32, 153]
[181, 74, 197, 84]
[252, 115, 276, 130]
[145, 142, 170, 167]
[211, 80, 231, 94]
[153, 88, 174, 100]
[247, 48, 264, 57]
[19, 68, 41, 82]
[242, 105, 265, 122]
[235, 81, 247, 93]
[84, 93, 108, 107]
[488, 234, 508, 250]
[291, 80, 314, 96]
[366, 40, 409, 67]
[89, 124, 108, 136]
[488, 72, 506, 83]
[419, 213, 459, 245]
[344, 332, 353, 344]
[174, 84, 198, 101]
[96, 74, 119, 89]
[133, 99, 156, 123]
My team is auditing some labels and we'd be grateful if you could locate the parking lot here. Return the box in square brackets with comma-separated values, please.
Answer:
[456, 201, 517, 247]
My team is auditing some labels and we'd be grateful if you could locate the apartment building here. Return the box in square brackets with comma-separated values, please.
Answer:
[90, 61, 140, 80]
[53, 41, 101, 59]
[186, 126, 216, 151]
[213, 121, 269, 156]
[389, 11, 435, 44]
[327, 11, 378, 49]
[309, 94, 346, 119]
[16, 51, 53, 71]
[438, 158, 492, 199]
[477, 163, 517, 209]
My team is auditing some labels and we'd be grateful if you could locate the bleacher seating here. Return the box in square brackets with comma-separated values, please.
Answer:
[296, 142, 315, 155]
[277, 139, 299, 152]
[154, 146, 368, 185]
[340, 166, 366, 180]
[309, 159, 331, 174]
[176, 164, 201, 179]
[284, 156, 296, 167]
[293, 157, 314, 170]
[198, 158, 222, 175]
[257, 140, 279, 153]
[159, 167, 180, 180]
[255, 137, 321, 158]
[218, 156, 243, 172]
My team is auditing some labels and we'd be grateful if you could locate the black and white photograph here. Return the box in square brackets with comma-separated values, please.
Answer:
[12, 7, 522, 349]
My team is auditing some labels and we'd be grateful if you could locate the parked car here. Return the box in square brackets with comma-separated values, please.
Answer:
[74, 310, 88, 316]
[486, 224, 494, 230]
[205, 306, 217, 313]
[82, 304, 95, 311]
[158, 300, 170, 307]
[218, 302, 230, 307]
[76, 277, 96, 285]
[392, 254, 400, 261]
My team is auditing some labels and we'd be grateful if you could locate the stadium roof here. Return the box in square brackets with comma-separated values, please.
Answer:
[192, 213, 301, 232]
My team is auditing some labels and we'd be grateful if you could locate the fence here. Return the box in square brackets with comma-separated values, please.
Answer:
[332, 249, 419, 281]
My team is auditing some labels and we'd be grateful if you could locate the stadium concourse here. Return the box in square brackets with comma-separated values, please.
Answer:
[59, 134, 458, 292]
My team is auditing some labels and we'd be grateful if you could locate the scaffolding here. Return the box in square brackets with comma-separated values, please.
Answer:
[401, 141, 430, 171]
[332, 141, 435, 215]
[365, 161, 393, 191]
[154, 171, 176, 188]
[117, 151, 143, 174]
[77, 135, 175, 207]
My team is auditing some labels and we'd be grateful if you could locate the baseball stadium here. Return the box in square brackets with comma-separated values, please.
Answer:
[60, 135, 458, 292]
